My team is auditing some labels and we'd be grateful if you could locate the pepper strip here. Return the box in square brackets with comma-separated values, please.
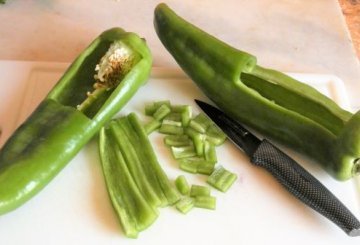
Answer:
[109, 121, 162, 208]
[99, 127, 158, 238]
[128, 113, 180, 205]
[0, 27, 152, 214]
[116, 117, 168, 206]
[154, 3, 360, 180]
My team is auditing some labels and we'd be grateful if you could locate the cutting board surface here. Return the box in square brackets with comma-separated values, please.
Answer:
[0, 61, 359, 245]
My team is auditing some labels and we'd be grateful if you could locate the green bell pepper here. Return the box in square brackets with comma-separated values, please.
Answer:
[154, 3, 360, 181]
[0, 27, 152, 215]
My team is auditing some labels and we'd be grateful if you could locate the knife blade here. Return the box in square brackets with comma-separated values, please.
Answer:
[195, 99, 360, 237]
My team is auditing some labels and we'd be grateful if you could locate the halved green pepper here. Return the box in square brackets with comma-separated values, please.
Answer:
[0, 27, 152, 214]
[154, 3, 360, 180]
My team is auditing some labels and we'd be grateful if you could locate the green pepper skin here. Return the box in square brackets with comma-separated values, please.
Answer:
[0, 28, 152, 215]
[154, 3, 360, 180]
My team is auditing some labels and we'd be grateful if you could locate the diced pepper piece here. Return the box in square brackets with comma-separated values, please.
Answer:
[159, 124, 184, 135]
[176, 197, 195, 214]
[185, 127, 206, 157]
[165, 112, 182, 122]
[144, 119, 161, 135]
[153, 104, 171, 121]
[144, 103, 157, 116]
[204, 141, 217, 163]
[192, 132, 205, 156]
[179, 160, 199, 173]
[215, 170, 237, 192]
[164, 135, 192, 147]
[190, 185, 211, 197]
[178, 158, 215, 174]
[197, 163, 215, 175]
[162, 119, 182, 127]
[145, 101, 171, 116]
[128, 113, 180, 205]
[181, 106, 192, 127]
[182, 157, 213, 164]
[171, 105, 192, 127]
[181, 111, 191, 127]
[205, 124, 227, 146]
[207, 166, 237, 192]
[175, 175, 190, 195]
[189, 113, 213, 133]
[184, 126, 199, 139]
[171, 145, 197, 159]
[194, 196, 216, 210]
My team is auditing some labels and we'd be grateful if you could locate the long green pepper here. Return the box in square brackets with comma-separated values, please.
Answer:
[154, 3, 360, 180]
[0, 28, 152, 214]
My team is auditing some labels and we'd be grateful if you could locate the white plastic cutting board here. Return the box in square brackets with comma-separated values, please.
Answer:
[0, 61, 359, 245]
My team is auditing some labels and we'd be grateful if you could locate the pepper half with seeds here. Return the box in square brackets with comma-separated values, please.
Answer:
[154, 3, 360, 181]
[0, 27, 152, 215]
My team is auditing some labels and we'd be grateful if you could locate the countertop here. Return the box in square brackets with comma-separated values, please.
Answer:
[339, 0, 360, 58]
[0, 0, 359, 108]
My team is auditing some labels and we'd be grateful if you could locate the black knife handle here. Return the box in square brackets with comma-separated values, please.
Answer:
[251, 139, 360, 236]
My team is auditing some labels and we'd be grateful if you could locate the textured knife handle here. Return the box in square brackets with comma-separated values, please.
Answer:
[251, 139, 360, 236]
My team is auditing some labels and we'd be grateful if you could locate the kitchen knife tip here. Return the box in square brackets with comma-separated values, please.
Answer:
[194, 99, 209, 108]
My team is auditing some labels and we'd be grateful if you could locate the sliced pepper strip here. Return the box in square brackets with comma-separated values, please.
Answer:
[128, 113, 180, 205]
[109, 121, 161, 208]
[115, 117, 168, 207]
[99, 127, 158, 238]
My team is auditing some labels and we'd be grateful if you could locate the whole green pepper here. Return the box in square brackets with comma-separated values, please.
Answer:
[154, 3, 360, 181]
[0, 27, 152, 214]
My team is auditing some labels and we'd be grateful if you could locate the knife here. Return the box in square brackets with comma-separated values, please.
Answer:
[195, 99, 360, 237]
